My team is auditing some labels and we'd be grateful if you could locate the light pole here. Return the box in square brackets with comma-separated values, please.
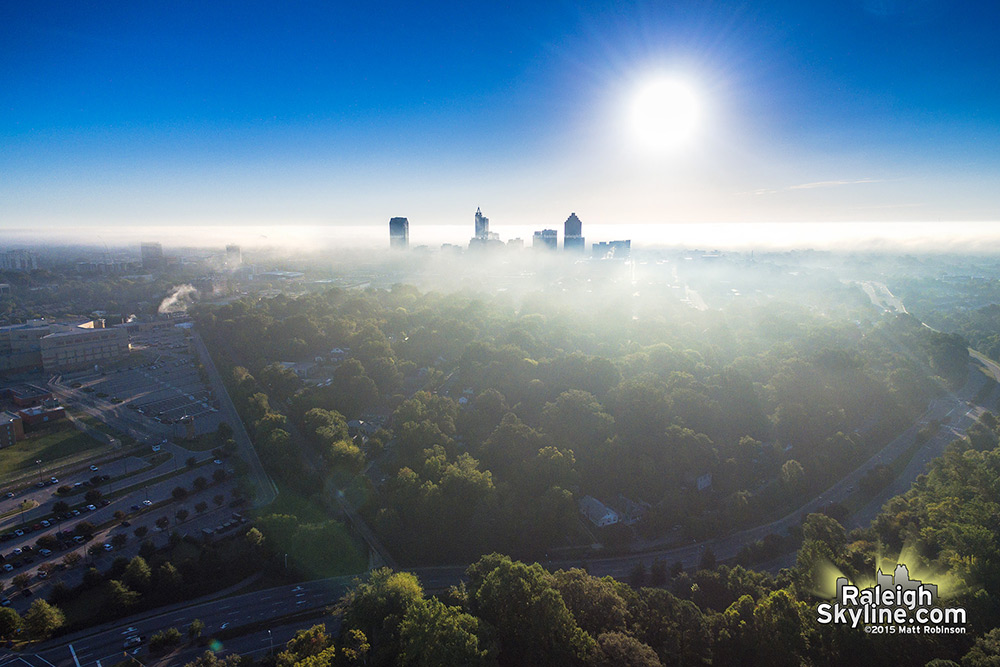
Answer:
[268, 629, 273, 656]
[35, 459, 42, 486]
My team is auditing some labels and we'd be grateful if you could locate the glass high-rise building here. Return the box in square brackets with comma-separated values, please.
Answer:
[389, 217, 409, 249]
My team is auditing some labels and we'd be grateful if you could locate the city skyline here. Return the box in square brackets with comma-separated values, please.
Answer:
[2, 1, 999, 239]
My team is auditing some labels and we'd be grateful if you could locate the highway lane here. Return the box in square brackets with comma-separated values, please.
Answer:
[36, 579, 357, 667]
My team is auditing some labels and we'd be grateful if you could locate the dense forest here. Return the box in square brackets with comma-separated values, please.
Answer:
[194, 277, 968, 564]
[178, 410, 1000, 667]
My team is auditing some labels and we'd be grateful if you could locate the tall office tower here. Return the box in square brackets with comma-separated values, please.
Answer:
[140, 242, 164, 270]
[533, 229, 558, 250]
[474, 207, 489, 239]
[225, 244, 242, 268]
[389, 217, 409, 249]
[563, 212, 585, 251]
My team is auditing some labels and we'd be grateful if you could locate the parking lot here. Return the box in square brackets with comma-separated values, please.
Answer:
[64, 326, 224, 438]
[0, 443, 241, 610]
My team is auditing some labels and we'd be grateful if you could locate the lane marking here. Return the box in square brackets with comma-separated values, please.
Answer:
[68, 645, 80, 667]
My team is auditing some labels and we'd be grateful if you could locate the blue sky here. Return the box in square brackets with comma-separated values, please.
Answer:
[3, 0, 999, 236]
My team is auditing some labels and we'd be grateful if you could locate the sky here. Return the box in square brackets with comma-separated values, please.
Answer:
[2, 0, 999, 244]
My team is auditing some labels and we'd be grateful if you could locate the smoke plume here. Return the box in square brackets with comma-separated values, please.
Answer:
[158, 284, 198, 313]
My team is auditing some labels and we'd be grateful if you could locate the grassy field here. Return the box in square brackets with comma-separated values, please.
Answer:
[257, 483, 368, 577]
[176, 432, 222, 452]
[0, 422, 103, 478]
[76, 414, 137, 447]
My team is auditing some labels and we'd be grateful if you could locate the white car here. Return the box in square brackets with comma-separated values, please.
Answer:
[151, 444, 161, 452]
[90, 465, 99, 472]
[86, 504, 97, 511]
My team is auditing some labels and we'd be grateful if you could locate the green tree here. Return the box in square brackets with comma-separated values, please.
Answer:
[156, 562, 183, 591]
[189, 618, 205, 641]
[0, 607, 23, 639]
[277, 624, 331, 667]
[123, 556, 152, 592]
[594, 632, 662, 667]
[541, 389, 614, 456]
[341, 568, 425, 667]
[24, 599, 65, 639]
[551, 569, 628, 636]
[466, 554, 595, 667]
[398, 597, 496, 667]
[149, 627, 183, 652]
[107, 579, 141, 611]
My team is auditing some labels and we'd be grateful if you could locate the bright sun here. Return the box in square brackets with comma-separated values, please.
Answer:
[629, 77, 701, 152]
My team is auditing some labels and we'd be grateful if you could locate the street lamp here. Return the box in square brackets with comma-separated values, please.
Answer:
[268, 630, 273, 655]
[35, 459, 42, 486]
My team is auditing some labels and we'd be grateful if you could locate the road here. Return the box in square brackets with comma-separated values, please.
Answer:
[188, 332, 276, 507]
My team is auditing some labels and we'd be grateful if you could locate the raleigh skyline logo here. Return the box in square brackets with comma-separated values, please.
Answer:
[816, 563, 967, 634]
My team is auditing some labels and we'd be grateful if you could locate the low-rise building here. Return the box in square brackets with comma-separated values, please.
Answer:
[16, 404, 65, 427]
[39, 321, 130, 372]
[0, 411, 24, 448]
[0, 384, 52, 407]
[606, 494, 650, 526]
[579, 495, 619, 527]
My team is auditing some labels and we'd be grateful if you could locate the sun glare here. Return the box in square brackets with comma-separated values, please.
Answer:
[629, 77, 701, 152]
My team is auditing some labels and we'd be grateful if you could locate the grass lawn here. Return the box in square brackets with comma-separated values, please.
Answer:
[0, 423, 103, 478]
[176, 432, 222, 452]
[256, 483, 368, 578]
[261, 484, 331, 524]
[77, 414, 137, 447]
